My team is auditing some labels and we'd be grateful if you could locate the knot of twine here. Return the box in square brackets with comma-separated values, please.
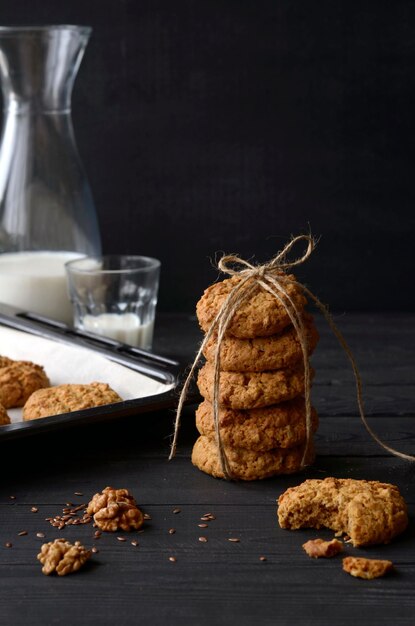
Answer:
[169, 234, 415, 479]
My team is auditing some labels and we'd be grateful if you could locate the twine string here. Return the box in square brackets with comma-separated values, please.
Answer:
[169, 234, 415, 477]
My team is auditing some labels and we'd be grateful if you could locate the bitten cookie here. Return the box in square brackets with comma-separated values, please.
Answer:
[203, 314, 319, 372]
[0, 403, 10, 426]
[196, 274, 307, 339]
[277, 477, 408, 547]
[197, 362, 311, 409]
[191, 435, 314, 481]
[196, 398, 318, 451]
[23, 382, 122, 420]
[0, 361, 50, 408]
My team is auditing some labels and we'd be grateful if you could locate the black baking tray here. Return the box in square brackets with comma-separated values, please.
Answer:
[0, 302, 197, 442]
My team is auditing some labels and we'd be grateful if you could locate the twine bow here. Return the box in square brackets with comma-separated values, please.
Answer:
[169, 234, 415, 478]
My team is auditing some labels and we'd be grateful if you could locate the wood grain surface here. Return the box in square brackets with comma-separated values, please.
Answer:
[0, 313, 414, 625]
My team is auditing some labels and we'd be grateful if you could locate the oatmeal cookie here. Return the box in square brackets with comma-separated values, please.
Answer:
[0, 403, 10, 426]
[196, 274, 307, 339]
[197, 362, 311, 409]
[23, 382, 122, 420]
[0, 360, 50, 408]
[277, 477, 408, 547]
[203, 314, 319, 372]
[342, 556, 393, 579]
[196, 398, 318, 451]
[191, 435, 314, 481]
[0, 356, 14, 368]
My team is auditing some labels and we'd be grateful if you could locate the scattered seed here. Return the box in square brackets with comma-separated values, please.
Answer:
[228, 538, 240, 543]
[198, 523, 208, 528]
[173, 508, 181, 514]
[131, 540, 139, 547]
[71, 504, 86, 513]
[94, 531, 102, 538]
[5, 542, 12, 548]
[36, 532, 45, 539]
[168, 528, 176, 535]
[91, 546, 99, 554]
[18, 531, 27, 537]
[65, 502, 73, 507]
[143, 513, 152, 520]
[199, 536, 208, 543]
[169, 556, 177, 562]
[259, 556, 267, 562]
[74, 492, 83, 496]
[137, 530, 145, 534]
[117, 536, 127, 542]
[9, 495, 16, 500]
[31, 507, 38, 513]
[200, 516, 210, 521]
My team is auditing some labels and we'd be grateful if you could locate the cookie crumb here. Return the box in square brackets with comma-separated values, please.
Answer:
[343, 556, 393, 580]
[302, 538, 343, 558]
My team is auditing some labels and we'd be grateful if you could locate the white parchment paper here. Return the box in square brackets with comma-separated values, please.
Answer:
[0, 327, 174, 423]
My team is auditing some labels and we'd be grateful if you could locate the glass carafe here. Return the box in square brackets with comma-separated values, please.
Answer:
[0, 25, 101, 322]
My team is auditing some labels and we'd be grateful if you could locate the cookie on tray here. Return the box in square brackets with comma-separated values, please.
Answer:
[0, 403, 10, 426]
[197, 362, 312, 409]
[0, 361, 50, 408]
[191, 435, 314, 481]
[196, 274, 307, 339]
[23, 382, 122, 421]
[277, 477, 408, 547]
[0, 356, 14, 368]
[196, 398, 318, 451]
[203, 314, 319, 372]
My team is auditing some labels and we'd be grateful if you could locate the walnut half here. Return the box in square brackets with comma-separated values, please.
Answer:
[87, 486, 144, 532]
[37, 539, 91, 576]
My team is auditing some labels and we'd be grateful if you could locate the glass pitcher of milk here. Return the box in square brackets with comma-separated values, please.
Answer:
[0, 25, 101, 323]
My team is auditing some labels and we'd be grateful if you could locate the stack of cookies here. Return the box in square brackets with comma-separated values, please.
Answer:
[191, 274, 319, 480]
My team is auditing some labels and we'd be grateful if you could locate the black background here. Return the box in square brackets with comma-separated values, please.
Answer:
[1, 0, 414, 312]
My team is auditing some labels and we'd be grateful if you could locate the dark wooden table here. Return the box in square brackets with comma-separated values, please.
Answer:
[1, 312, 414, 625]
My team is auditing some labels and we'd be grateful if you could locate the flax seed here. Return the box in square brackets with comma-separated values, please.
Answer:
[168, 528, 176, 535]
[91, 546, 99, 554]
[169, 556, 177, 562]
[173, 508, 181, 514]
[228, 538, 240, 543]
[71, 504, 85, 513]
[94, 531, 102, 538]
[143, 513, 152, 520]
[199, 536, 208, 543]
[66, 502, 73, 507]
[36, 532, 45, 538]
[31, 507, 38, 513]
[5, 542, 12, 548]
[131, 540, 139, 547]
[74, 492, 83, 496]
[18, 531, 27, 536]
[9, 495, 16, 500]
[259, 556, 267, 562]
[198, 523, 208, 528]
[117, 536, 127, 542]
